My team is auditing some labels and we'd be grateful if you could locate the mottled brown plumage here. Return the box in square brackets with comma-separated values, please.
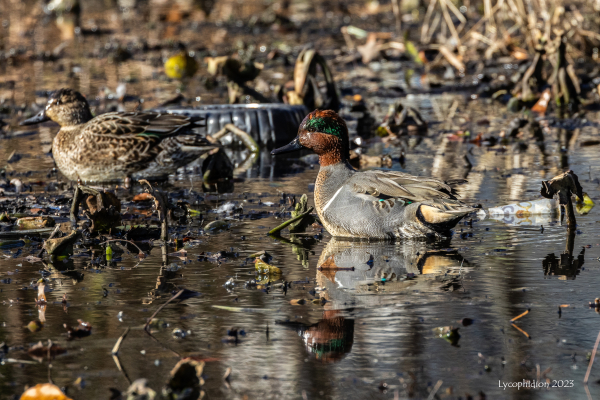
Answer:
[21, 89, 215, 182]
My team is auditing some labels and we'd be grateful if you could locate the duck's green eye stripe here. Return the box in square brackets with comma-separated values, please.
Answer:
[304, 117, 344, 138]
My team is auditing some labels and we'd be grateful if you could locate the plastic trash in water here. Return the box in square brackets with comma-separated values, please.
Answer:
[478, 198, 557, 226]
[479, 194, 594, 226]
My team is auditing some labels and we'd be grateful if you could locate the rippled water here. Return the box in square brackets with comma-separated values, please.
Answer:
[3, 107, 600, 399]
[3, 1, 600, 399]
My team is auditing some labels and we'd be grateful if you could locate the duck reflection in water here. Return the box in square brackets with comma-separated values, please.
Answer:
[278, 310, 355, 364]
[279, 238, 471, 363]
[316, 238, 470, 306]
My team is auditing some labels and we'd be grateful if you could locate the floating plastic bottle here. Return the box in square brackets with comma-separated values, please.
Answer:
[479, 195, 595, 226]
[478, 198, 557, 226]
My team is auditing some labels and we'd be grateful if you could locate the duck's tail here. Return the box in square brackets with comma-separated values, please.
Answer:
[417, 199, 476, 230]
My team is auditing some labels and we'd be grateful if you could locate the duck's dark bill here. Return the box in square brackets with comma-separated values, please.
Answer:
[20, 110, 50, 126]
[271, 137, 304, 155]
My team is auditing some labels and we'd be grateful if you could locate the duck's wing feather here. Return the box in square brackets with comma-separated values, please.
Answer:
[83, 112, 201, 139]
[344, 170, 473, 224]
[348, 170, 464, 202]
[79, 112, 211, 164]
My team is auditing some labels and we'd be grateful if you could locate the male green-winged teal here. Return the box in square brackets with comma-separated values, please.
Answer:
[21, 88, 215, 182]
[271, 110, 474, 239]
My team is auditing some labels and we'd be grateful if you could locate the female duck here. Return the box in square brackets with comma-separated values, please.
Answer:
[21, 89, 215, 182]
[272, 110, 474, 239]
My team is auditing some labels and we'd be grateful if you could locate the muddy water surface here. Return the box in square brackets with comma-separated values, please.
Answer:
[2, 1, 600, 399]
[2, 100, 600, 400]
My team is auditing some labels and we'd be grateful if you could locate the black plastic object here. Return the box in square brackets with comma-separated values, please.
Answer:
[152, 104, 308, 147]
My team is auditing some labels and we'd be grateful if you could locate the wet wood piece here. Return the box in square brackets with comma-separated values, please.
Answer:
[540, 170, 583, 228]
[268, 207, 314, 236]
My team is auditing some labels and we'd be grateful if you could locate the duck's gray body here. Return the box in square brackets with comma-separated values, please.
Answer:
[314, 162, 473, 239]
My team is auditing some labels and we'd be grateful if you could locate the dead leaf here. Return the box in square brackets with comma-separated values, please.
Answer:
[357, 33, 382, 64]
[439, 46, 465, 71]
[20, 383, 72, 400]
[532, 88, 551, 115]
[133, 192, 154, 202]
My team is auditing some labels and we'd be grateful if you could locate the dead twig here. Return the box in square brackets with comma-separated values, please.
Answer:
[112, 327, 130, 355]
[208, 123, 259, 155]
[139, 179, 169, 242]
[36, 225, 61, 258]
[268, 207, 314, 236]
[438, 45, 465, 71]
[510, 309, 529, 322]
[143, 329, 182, 358]
[391, 0, 402, 35]
[426, 380, 443, 400]
[144, 289, 185, 331]
[584, 329, 600, 384]
[511, 323, 531, 339]
[98, 239, 146, 258]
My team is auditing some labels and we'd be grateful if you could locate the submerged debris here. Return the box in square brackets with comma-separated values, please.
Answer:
[44, 230, 78, 257]
[433, 326, 460, 346]
[64, 319, 93, 340]
[164, 358, 205, 398]
[27, 340, 67, 362]
[70, 185, 122, 233]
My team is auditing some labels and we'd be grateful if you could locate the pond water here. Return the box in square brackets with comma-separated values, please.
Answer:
[2, 1, 600, 399]
[2, 100, 600, 399]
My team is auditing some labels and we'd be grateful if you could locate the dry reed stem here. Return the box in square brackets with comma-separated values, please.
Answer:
[440, 0, 462, 51]
[511, 323, 531, 338]
[144, 289, 185, 331]
[583, 329, 600, 384]
[112, 327, 130, 355]
[510, 309, 529, 322]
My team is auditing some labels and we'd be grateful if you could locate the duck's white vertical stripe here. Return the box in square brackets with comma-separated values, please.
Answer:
[322, 186, 344, 213]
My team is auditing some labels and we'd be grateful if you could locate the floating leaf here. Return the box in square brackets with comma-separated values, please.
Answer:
[133, 192, 154, 202]
[531, 88, 551, 115]
[254, 258, 281, 275]
[204, 220, 230, 233]
[16, 216, 55, 230]
[576, 192, 595, 215]
[26, 320, 44, 333]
